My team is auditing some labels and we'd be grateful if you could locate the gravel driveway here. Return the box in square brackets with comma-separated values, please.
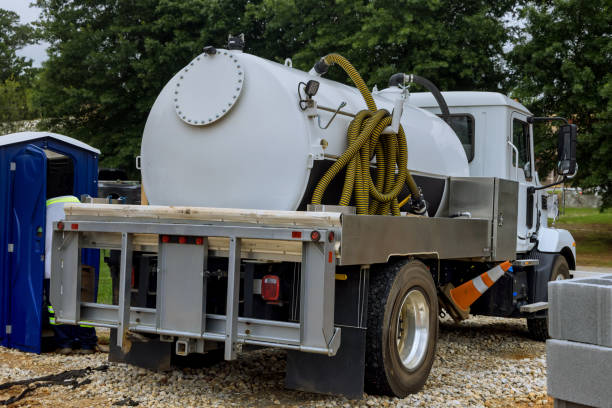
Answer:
[0, 316, 551, 407]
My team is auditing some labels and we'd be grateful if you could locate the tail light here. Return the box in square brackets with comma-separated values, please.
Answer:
[261, 275, 280, 302]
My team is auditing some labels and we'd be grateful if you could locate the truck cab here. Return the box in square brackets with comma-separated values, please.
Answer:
[409, 91, 576, 269]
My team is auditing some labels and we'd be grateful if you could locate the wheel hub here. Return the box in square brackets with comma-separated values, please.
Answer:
[396, 288, 430, 371]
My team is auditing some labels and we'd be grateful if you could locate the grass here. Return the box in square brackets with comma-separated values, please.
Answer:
[554, 207, 612, 225]
[97, 249, 113, 304]
[550, 207, 612, 267]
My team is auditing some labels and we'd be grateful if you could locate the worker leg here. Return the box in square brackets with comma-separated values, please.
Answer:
[77, 327, 98, 350]
[53, 325, 75, 349]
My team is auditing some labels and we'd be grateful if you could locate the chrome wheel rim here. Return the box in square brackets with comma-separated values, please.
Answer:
[395, 288, 430, 371]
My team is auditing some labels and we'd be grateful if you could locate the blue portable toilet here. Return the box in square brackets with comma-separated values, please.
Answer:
[0, 132, 99, 353]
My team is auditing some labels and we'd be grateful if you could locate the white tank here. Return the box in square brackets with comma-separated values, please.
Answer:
[141, 50, 469, 212]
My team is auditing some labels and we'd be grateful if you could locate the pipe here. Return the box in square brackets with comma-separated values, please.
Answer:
[389, 73, 450, 116]
[309, 53, 424, 216]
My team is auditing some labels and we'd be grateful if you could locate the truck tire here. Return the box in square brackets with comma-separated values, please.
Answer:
[527, 255, 570, 341]
[365, 259, 438, 397]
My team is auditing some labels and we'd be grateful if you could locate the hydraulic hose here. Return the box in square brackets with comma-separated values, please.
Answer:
[389, 73, 450, 116]
[310, 54, 424, 216]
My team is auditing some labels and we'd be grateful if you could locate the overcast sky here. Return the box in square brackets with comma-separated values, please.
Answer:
[1, 0, 49, 67]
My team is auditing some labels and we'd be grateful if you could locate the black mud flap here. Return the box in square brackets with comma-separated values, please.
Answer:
[285, 326, 366, 399]
[285, 266, 369, 399]
[109, 329, 172, 370]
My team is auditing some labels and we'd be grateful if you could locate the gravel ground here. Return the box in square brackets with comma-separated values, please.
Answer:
[0, 316, 552, 407]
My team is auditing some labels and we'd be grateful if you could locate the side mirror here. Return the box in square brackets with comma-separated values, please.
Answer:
[557, 124, 577, 176]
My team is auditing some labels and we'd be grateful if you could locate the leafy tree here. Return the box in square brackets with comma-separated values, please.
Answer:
[35, 0, 250, 172]
[0, 8, 34, 82]
[35, 0, 518, 174]
[244, 0, 517, 91]
[0, 8, 39, 133]
[510, 0, 612, 209]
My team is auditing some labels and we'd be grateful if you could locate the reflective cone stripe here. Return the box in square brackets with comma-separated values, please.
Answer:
[449, 261, 512, 311]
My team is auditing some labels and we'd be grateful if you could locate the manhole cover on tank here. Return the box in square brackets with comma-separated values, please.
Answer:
[174, 50, 244, 126]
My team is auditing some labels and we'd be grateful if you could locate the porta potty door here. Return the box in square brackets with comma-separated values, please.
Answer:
[7, 145, 47, 353]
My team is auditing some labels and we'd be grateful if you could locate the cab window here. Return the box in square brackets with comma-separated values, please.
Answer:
[512, 118, 532, 180]
[441, 114, 475, 162]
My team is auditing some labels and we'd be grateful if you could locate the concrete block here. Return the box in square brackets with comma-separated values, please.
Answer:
[548, 278, 612, 347]
[554, 399, 595, 408]
[547, 339, 612, 408]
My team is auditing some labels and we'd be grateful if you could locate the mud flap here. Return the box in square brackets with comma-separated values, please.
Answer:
[285, 326, 366, 399]
[285, 266, 369, 399]
[109, 329, 172, 370]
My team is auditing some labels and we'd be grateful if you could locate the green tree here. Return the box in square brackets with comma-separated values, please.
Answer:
[35, 0, 517, 173]
[35, 0, 250, 172]
[244, 0, 517, 91]
[0, 8, 34, 82]
[510, 0, 612, 209]
[0, 8, 39, 133]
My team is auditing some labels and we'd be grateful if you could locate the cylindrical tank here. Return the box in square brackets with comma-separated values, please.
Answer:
[141, 50, 468, 214]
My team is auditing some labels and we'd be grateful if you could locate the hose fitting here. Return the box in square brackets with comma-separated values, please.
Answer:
[313, 58, 330, 75]
[409, 195, 428, 216]
[388, 73, 450, 116]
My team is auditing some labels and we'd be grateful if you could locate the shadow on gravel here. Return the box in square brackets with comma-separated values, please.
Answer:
[439, 316, 533, 341]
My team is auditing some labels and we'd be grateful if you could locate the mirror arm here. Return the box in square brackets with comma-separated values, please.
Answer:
[527, 177, 566, 195]
[527, 116, 569, 125]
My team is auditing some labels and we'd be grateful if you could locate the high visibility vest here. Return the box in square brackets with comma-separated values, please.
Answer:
[46, 196, 81, 207]
[47, 305, 94, 328]
[45, 196, 80, 280]
[46, 196, 94, 328]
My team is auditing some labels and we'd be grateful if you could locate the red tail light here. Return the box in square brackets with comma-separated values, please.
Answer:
[261, 275, 280, 302]
[161, 235, 170, 243]
[178, 236, 187, 244]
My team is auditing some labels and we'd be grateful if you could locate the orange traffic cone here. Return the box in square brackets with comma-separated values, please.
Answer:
[441, 261, 513, 321]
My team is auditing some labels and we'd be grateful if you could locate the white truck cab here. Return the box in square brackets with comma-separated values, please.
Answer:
[409, 91, 576, 269]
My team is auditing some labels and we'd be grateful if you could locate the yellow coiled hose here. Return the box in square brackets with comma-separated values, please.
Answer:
[310, 53, 421, 216]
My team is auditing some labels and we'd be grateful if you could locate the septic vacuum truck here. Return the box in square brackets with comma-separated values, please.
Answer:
[49, 38, 578, 398]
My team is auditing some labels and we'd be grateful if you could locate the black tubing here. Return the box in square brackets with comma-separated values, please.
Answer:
[389, 73, 450, 116]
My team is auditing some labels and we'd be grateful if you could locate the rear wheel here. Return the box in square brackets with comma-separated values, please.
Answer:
[365, 260, 438, 397]
[527, 256, 570, 341]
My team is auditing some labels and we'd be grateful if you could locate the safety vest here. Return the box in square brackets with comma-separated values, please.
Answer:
[46, 196, 80, 207]
[46, 196, 94, 328]
[48, 305, 94, 328]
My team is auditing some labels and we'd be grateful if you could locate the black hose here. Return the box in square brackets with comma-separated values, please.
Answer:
[389, 73, 450, 116]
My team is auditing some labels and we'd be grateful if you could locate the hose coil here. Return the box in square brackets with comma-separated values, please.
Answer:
[310, 53, 421, 216]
